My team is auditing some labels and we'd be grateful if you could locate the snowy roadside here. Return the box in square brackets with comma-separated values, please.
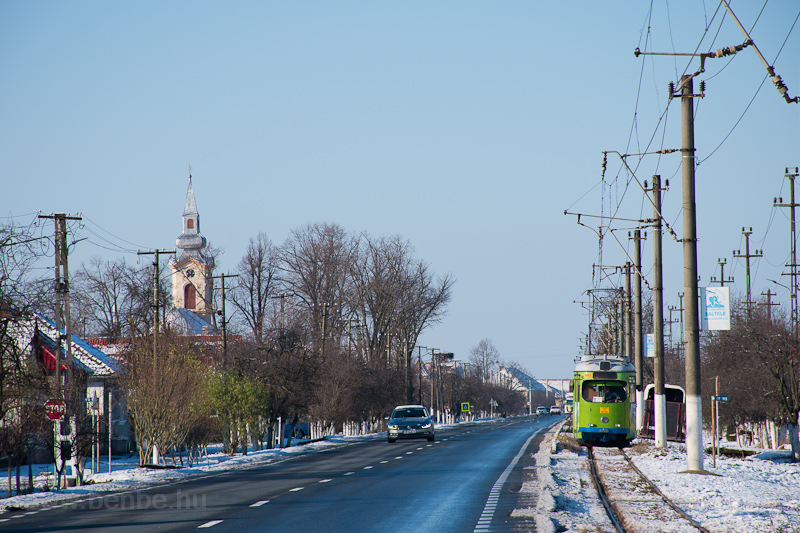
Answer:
[630, 442, 800, 533]
[521, 423, 800, 533]
[0, 435, 370, 514]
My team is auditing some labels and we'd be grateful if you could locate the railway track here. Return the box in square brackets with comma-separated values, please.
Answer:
[586, 445, 710, 533]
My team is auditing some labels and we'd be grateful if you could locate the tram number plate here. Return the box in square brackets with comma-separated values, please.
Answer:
[599, 428, 609, 433]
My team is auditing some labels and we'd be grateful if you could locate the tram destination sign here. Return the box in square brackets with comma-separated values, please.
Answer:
[712, 396, 729, 402]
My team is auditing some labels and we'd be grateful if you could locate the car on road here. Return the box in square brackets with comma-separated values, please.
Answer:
[550, 406, 561, 415]
[387, 404, 435, 443]
[536, 406, 548, 415]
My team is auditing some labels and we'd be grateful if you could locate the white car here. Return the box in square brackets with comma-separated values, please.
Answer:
[536, 406, 548, 415]
[550, 406, 561, 415]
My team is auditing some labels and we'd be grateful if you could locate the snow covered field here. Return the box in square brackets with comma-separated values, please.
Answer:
[2, 422, 800, 533]
[526, 426, 800, 533]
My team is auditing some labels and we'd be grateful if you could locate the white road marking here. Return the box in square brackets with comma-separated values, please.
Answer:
[344, 471, 355, 475]
[250, 500, 269, 507]
[473, 428, 541, 533]
[319, 479, 333, 483]
[198, 520, 223, 528]
[289, 487, 304, 491]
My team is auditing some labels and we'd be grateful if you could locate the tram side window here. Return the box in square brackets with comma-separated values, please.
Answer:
[582, 381, 628, 403]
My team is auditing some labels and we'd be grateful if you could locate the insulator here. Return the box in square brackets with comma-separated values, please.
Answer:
[700, 81, 706, 93]
[668, 81, 675, 94]
[665, 179, 669, 187]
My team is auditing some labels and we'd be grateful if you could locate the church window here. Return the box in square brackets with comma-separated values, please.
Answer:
[184, 284, 196, 309]
[187, 219, 194, 230]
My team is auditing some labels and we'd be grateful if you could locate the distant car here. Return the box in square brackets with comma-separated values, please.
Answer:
[387, 405, 435, 443]
[536, 406, 548, 415]
[550, 406, 561, 415]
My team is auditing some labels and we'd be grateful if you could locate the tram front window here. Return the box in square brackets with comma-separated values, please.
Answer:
[582, 381, 628, 403]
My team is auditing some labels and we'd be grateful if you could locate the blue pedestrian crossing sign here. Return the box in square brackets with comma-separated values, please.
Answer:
[461, 402, 470, 412]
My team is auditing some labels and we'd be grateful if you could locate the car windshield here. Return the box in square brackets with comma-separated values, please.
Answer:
[392, 408, 427, 418]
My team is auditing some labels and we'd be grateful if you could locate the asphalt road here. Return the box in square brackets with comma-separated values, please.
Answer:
[2, 415, 560, 533]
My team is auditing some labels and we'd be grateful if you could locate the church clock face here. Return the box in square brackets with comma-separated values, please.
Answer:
[186, 269, 195, 278]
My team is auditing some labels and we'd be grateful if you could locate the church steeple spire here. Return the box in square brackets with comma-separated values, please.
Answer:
[175, 173, 206, 260]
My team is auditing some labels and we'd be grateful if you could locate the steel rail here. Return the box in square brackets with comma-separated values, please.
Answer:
[620, 449, 710, 533]
[586, 446, 626, 533]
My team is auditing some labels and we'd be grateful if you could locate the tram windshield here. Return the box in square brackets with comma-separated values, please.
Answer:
[582, 381, 628, 403]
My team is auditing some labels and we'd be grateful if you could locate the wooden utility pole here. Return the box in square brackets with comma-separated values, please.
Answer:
[137, 249, 175, 360]
[39, 214, 81, 396]
[733, 227, 763, 319]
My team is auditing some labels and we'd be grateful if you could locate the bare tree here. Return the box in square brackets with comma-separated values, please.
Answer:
[469, 338, 500, 382]
[231, 232, 278, 344]
[278, 222, 356, 351]
[704, 303, 800, 460]
[71, 257, 135, 339]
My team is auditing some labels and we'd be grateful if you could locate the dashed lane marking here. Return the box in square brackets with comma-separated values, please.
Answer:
[250, 500, 269, 507]
[198, 520, 223, 528]
[289, 487, 304, 492]
[473, 428, 541, 533]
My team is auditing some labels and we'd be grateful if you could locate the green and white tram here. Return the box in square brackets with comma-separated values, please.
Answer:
[572, 355, 636, 446]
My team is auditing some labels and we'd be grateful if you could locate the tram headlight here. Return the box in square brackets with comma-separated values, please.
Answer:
[600, 416, 609, 424]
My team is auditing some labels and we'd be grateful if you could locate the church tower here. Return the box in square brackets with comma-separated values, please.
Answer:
[170, 174, 214, 325]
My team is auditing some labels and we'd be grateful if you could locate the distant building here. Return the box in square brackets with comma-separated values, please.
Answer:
[8, 313, 132, 455]
[168, 174, 216, 333]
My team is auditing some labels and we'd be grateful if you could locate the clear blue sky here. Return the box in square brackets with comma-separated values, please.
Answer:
[2, 1, 798, 380]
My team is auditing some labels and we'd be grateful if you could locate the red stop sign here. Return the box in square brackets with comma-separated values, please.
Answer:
[45, 399, 66, 420]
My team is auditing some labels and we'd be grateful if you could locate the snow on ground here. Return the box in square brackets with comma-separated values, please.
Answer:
[527, 423, 800, 533]
[0, 436, 365, 514]
[3, 421, 800, 533]
[630, 442, 800, 533]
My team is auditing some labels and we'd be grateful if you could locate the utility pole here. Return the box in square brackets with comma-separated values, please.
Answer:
[39, 213, 81, 488]
[733, 227, 763, 319]
[709, 258, 734, 287]
[39, 214, 81, 397]
[648, 174, 667, 447]
[677, 293, 685, 358]
[775, 168, 800, 338]
[625, 262, 632, 362]
[137, 249, 176, 361]
[320, 303, 327, 358]
[677, 74, 704, 471]
[212, 273, 238, 358]
[666, 306, 680, 351]
[760, 289, 780, 323]
[631, 230, 645, 431]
